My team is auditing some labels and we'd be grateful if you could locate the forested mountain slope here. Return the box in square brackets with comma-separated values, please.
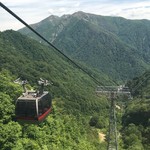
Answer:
[0, 30, 113, 116]
[0, 30, 110, 149]
[121, 71, 150, 149]
[19, 11, 150, 80]
[0, 30, 150, 149]
[127, 71, 150, 97]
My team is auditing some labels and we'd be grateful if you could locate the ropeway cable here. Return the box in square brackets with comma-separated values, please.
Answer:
[0, 2, 106, 87]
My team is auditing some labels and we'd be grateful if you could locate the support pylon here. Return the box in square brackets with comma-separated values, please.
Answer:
[96, 85, 131, 150]
[107, 92, 118, 150]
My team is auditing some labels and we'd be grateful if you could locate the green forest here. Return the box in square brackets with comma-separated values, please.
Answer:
[0, 69, 106, 150]
[20, 11, 150, 80]
[0, 30, 150, 149]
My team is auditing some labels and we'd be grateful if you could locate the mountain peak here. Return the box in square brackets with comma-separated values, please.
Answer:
[71, 11, 92, 22]
[40, 15, 59, 23]
[72, 11, 88, 18]
[19, 12, 150, 80]
[73, 11, 85, 15]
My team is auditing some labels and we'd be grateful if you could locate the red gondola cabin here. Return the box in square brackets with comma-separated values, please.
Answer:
[15, 90, 52, 123]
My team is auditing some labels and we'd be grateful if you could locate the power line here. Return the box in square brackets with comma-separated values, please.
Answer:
[0, 2, 105, 87]
[131, 72, 150, 95]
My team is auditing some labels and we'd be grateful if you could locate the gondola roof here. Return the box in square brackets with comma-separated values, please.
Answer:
[18, 91, 49, 100]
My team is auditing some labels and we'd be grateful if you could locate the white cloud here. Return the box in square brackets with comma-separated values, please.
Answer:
[1, 0, 150, 31]
[111, 1, 150, 19]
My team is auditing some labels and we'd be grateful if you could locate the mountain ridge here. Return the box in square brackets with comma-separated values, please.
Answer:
[0, 29, 150, 149]
[19, 11, 150, 80]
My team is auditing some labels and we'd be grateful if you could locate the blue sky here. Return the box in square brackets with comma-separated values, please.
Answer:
[1, 0, 150, 31]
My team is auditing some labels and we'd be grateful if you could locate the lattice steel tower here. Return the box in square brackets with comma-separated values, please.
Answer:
[107, 92, 118, 150]
[96, 86, 131, 150]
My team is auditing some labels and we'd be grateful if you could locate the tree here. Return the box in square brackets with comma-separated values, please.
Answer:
[0, 121, 22, 150]
[123, 124, 144, 149]
[0, 92, 14, 123]
[89, 115, 99, 127]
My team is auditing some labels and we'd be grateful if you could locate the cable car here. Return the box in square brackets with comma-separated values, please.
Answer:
[15, 79, 52, 123]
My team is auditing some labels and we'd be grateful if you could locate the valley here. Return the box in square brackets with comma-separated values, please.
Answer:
[0, 7, 149, 150]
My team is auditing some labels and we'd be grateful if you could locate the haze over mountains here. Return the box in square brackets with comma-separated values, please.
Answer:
[19, 11, 150, 81]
